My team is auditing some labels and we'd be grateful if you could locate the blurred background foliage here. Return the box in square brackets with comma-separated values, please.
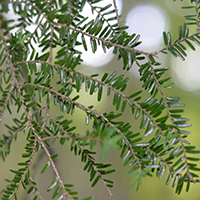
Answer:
[1, 0, 200, 199]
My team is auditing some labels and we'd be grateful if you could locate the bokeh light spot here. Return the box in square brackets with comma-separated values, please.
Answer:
[172, 48, 200, 91]
[126, 3, 168, 51]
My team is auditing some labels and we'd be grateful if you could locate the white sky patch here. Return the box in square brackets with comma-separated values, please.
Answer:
[126, 3, 168, 51]
[2, 4, 21, 35]
[78, 40, 114, 67]
[77, 0, 123, 67]
[172, 48, 200, 91]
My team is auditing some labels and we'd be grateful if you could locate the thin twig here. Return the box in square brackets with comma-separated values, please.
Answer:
[195, 1, 200, 33]
[113, 0, 120, 27]
[152, 32, 200, 55]
[30, 177, 44, 200]
[85, 0, 116, 33]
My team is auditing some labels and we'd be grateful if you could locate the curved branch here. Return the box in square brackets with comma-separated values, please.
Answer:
[15, 60, 166, 138]
[46, 114, 115, 200]
[145, 56, 195, 183]
[21, 82, 144, 172]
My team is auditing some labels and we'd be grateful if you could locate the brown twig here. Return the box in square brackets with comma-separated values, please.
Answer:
[113, 0, 120, 27]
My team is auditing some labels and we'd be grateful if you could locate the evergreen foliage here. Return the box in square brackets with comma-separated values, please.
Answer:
[0, 0, 200, 199]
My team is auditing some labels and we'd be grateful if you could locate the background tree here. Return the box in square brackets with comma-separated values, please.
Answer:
[0, 0, 200, 200]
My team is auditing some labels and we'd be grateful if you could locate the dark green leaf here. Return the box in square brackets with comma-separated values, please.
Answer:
[41, 161, 50, 174]
[82, 34, 87, 51]
[163, 32, 168, 45]
[91, 175, 100, 187]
